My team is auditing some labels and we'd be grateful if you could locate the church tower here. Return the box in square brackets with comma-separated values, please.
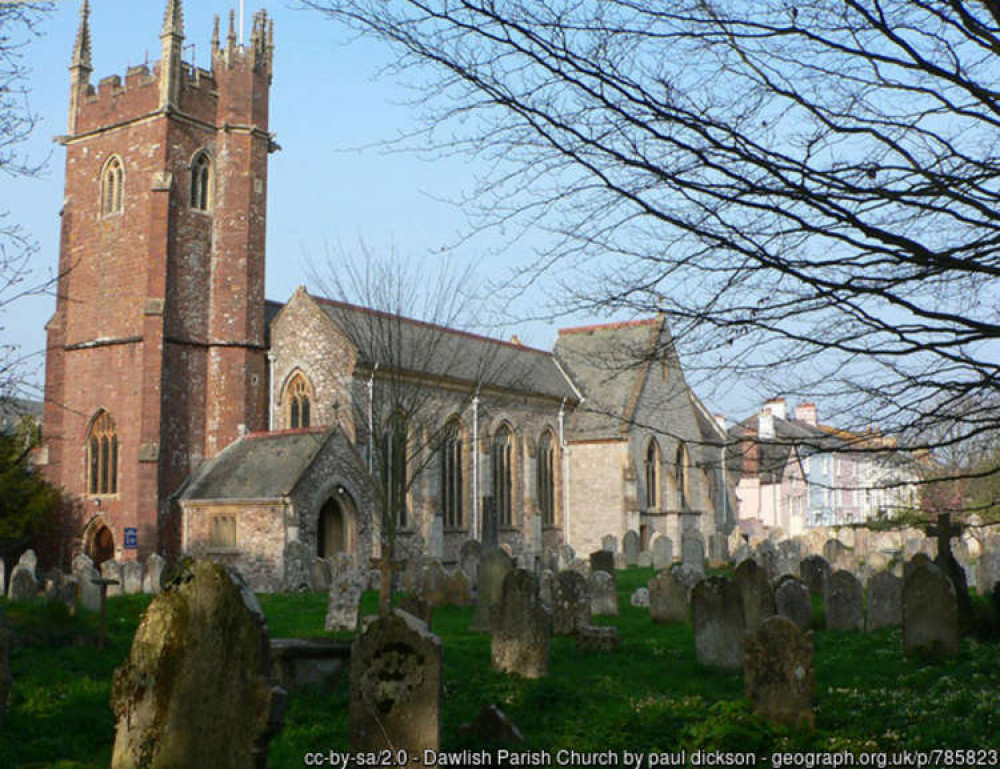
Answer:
[43, 0, 275, 561]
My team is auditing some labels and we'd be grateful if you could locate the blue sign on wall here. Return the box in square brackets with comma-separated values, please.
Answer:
[124, 527, 138, 550]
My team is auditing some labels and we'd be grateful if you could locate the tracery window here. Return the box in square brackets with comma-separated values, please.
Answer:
[644, 437, 661, 509]
[101, 155, 124, 215]
[190, 151, 213, 211]
[285, 373, 312, 429]
[87, 410, 118, 495]
[440, 419, 464, 528]
[493, 424, 514, 527]
[538, 430, 556, 526]
[676, 441, 690, 510]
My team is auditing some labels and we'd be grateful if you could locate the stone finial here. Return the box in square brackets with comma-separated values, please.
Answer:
[161, 0, 184, 39]
[211, 14, 220, 53]
[71, 0, 93, 72]
[227, 9, 237, 49]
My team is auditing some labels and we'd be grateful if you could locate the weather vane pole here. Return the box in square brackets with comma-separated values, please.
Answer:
[239, 0, 245, 44]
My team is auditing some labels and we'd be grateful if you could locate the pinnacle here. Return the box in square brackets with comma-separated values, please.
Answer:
[161, 0, 184, 38]
[72, 0, 93, 70]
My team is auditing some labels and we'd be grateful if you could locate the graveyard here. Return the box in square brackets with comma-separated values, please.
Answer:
[1, 545, 998, 768]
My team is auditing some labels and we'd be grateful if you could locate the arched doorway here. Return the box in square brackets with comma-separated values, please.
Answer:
[317, 491, 357, 557]
[86, 521, 116, 565]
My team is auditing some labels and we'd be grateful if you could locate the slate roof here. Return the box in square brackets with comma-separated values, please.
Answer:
[727, 413, 837, 484]
[179, 428, 332, 501]
[310, 295, 579, 401]
[0, 397, 43, 435]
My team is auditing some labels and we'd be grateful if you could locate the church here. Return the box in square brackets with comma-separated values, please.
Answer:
[41, 1, 735, 591]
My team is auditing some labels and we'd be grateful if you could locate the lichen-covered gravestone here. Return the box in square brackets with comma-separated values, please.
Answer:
[649, 571, 688, 624]
[350, 610, 442, 757]
[903, 561, 960, 657]
[470, 549, 514, 632]
[733, 558, 776, 631]
[630, 587, 650, 607]
[589, 571, 619, 616]
[142, 553, 167, 595]
[825, 570, 864, 631]
[325, 565, 364, 632]
[866, 571, 903, 631]
[312, 557, 332, 594]
[691, 576, 744, 670]
[110, 560, 285, 769]
[491, 569, 551, 679]
[551, 570, 590, 635]
[459, 539, 482, 588]
[283, 540, 312, 592]
[774, 576, 812, 633]
[421, 560, 450, 607]
[744, 616, 814, 728]
[101, 560, 124, 598]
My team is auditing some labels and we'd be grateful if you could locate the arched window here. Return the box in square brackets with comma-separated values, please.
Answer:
[383, 413, 408, 528]
[190, 151, 213, 211]
[538, 430, 556, 526]
[676, 441, 690, 510]
[644, 437, 661, 509]
[440, 419, 464, 529]
[87, 410, 118, 495]
[493, 424, 514, 527]
[101, 155, 124, 215]
[284, 372, 312, 429]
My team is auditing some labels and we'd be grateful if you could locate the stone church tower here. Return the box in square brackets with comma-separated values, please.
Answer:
[42, 0, 275, 561]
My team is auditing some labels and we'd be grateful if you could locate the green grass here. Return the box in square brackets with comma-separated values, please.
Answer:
[2, 571, 998, 768]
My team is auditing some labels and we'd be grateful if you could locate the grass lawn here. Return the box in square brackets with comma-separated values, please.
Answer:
[1, 568, 998, 768]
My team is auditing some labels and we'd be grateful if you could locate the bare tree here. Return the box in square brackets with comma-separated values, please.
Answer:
[301, 0, 1000, 481]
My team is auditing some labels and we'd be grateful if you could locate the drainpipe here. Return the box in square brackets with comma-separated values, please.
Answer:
[368, 363, 379, 474]
[267, 352, 276, 431]
[558, 397, 570, 545]
[472, 387, 480, 540]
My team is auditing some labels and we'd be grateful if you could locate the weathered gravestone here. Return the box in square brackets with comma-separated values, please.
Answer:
[110, 561, 285, 769]
[142, 553, 167, 595]
[630, 587, 650, 607]
[325, 565, 364, 633]
[774, 576, 812, 633]
[589, 550, 615, 581]
[590, 571, 619, 616]
[825, 570, 864, 631]
[7, 564, 37, 602]
[775, 540, 802, 578]
[622, 530, 641, 567]
[470, 548, 514, 632]
[799, 555, 831, 596]
[421, 560, 450, 607]
[491, 569, 551, 679]
[539, 570, 554, 607]
[866, 571, 903, 632]
[557, 544, 576, 571]
[398, 594, 433, 627]
[637, 551, 652, 568]
[823, 539, 852, 572]
[669, 563, 703, 599]
[101, 560, 125, 598]
[574, 624, 621, 653]
[312, 558, 332, 594]
[692, 577, 744, 670]
[17, 549, 37, 575]
[652, 535, 673, 572]
[459, 539, 482, 588]
[744, 616, 814, 728]
[733, 558, 776, 631]
[76, 564, 102, 612]
[649, 571, 688, 624]
[351, 610, 441, 758]
[681, 531, 706, 573]
[601, 534, 618, 554]
[122, 560, 143, 595]
[903, 561, 960, 657]
[754, 540, 778, 581]
[977, 545, 1000, 597]
[551, 570, 590, 635]
[443, 569, 473, 607]
[283, 540, 313, 592]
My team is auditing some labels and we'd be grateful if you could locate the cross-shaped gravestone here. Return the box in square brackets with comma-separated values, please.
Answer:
[926, 512, 962, 564]
[91, 577, 120, 649]
[923, 512, 973, 629]
[370, 551, 406, 617]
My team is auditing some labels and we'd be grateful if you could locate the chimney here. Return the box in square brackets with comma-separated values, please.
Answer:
[741, 427, 759, 477]
[759, 408, 775, 440]
[764, 396, 786, 420]
[795, 402, 818, 426]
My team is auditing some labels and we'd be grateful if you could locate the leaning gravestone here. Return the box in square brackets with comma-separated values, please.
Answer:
[681, 531, 706, 573]
[122, 560, 143, 595]
[622, 530, 641, 567]
[799, 555, 831, 596]
[649, 571, 688, 624]
[774, 576, 812, 633]
[733, 558, 776, 631]
[325, 565, 364, 632]
[110, 560, 285, 769]
[825, 570, 864, 631]
[101, 560, 124, 598]
[590, 571, 619, 616]
[470, 549, 514, 632]
[601, 534, 618, 554]
[652, 535, 673, 571]
[692, 576, 744, 670]
[350, 610, 441, 756]
[7, 564, 37, 602]
[589, 550, 615, 581]
[283, 540, 313, 592]
[551, 570, 590, 635]
[744, 616, 814, 728]
[491, 569, 551, 679]
[143, 553, 167, 595]
[459, 539, 482, 588]
[903, 562, 960, 657]
[866, 571, 903, 631]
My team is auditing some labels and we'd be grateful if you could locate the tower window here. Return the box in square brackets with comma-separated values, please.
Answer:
[284, 372, 313, 429]
[101, 156, 124, 215]
[190, 151, 213, 211]
[87, 410, 118, 495]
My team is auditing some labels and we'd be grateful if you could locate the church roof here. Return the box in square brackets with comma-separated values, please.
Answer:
[310, 295, 579, 401]
[179, 427, 332, 501]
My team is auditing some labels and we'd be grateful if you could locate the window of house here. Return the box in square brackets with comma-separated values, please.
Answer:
[210, 515, 237, 548]
[101, 155, 124, 215]
[190, 151, 213, 211]
[493, 424, 514, 527]
[87, 410, 118, 495]
[644, 437, 661, 509]
[538, 430, 556, 526]
[383, 413, 408, 528]
[440, 419, 464, 529]
[285, 372, 312, 429]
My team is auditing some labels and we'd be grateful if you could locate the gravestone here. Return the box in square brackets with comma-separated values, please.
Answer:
[903, 562, 960, 657]
[866, 571, 903, 631]
[601, 534, 618, 554]
[110, 561, 285, 769]
[325, 565, 364, 632]
[7, 564, 37, 602]
[101, 560, 124, 598]
[637, 551, 652, 568]
[823, 539, 851, 571]
[774, 576, 812, 632]
[775, 540, 802, 578]
[574, 625, 621, 653]
[557, 544, 576, 571]
[539, 570, 554, 607]
[622, 530, 641, 567]
[77, 565, 102, 612]
[470, 548, 514, 632]
[350, 610, 442, 756]
[551, 570, 590, 635]
[444, 569, 473, 607]
[825, 570, 863, 631]
[652, 536, 673, 571]
[459, 539, 482, 588]
[681, 531, 706, 573]
[589, 550, 615, 581]
[630, 587, 650, 607]
[71, 552, 93, 575]
[977, 546, 1000, 597]
[17, 549, 37, 575]
[589, 571, 619, 616]
[691, 576, 744, 670]
[491, 569, 551, 679]
[143, 553, 167, 595]
[649, 571, 688, 624]
[311, 558, 332, 594]
[799, 555, 831, 596]
[733, 558, 776, 631]
[283, 540, 313, 592]
[421, 560, 450, 607]
[568, 558, 591, 577]
[122, 560, 143, 595]
[744, 616, 814, 728]
[754, 540, 778, 581]
[669, 562, 704, 599]
[398, 594, 434, 627]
